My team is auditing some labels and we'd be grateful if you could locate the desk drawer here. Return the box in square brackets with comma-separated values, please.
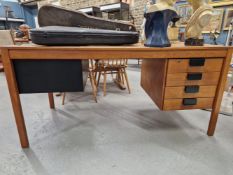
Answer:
[163, 98, 214, 110]
[168, 58, 223, 73]
[166, 72, 220, 86]
[164, 86, 217, 99]
[13, 60, 89, 94]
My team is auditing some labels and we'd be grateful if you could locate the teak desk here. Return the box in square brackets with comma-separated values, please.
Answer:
[1, 43, 232, 148]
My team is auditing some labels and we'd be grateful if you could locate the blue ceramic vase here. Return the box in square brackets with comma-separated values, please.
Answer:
[144, 9, 178, 47]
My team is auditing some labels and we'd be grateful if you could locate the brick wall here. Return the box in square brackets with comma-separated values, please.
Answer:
[37, 0, 56, 8]
[60, 0, 111, 9]
[58, 0, 147, 31]
[130, 0, 147, 31]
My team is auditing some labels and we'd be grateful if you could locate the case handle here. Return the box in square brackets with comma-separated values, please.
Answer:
[189, 58, 205, 67]
[184, 86, 200, 93]
[187, 73, 202, 80]
[183, 98, 197, 106]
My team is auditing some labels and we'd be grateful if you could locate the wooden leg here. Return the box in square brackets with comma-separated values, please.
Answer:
[113, 70, 126, 90]
[103, 72, 107, 96]
[116, 70, 121, 82]
[123, 68, 131, 94]
[48, 93, 55, 109]
[93, 72, 97, 87]
[89, 72, 97, 103]
[207, 50, 233, 136]
[94, 71, 97, 80]
[97, 72, 101, 86]
[2, 49, 29, 148]
[62, 93, 66, 105]
[120, 69, 125, 85]
[0, 62, 4, 72]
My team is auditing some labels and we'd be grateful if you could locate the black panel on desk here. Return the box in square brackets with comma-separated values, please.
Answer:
[13, 60, 88, 94]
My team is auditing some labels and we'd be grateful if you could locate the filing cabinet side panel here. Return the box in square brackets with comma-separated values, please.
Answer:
[141, 59, 168, 110]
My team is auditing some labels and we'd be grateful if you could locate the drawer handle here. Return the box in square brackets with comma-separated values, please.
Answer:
[184, 86, 200, 93]
[189, 58, 205, 67]
[187, 73, 202, 80]
[183, 98, 197, 106]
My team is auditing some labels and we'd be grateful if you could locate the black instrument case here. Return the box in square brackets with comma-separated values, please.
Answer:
[30, 26, 139, 46]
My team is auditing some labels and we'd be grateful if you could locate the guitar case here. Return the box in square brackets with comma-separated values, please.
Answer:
[38, 5, 136, 32]
[31, 5, 139, 46]
[30, 26, 139, 46]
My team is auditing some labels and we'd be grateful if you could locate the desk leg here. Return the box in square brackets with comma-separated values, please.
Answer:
[48, 93, 55, 109]
[2, 49, 29, 148]
[208, 50, 233, 136]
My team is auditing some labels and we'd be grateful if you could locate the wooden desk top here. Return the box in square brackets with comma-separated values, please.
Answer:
[1, 43, 232, 60]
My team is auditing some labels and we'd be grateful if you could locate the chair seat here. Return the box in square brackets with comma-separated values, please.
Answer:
[93, 66, 125, 72]
[96, 63, 127, 69]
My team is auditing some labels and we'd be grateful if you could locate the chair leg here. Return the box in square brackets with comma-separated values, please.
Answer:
[94, 71, 97, 80]
[48, 93, 55, 109]
[111, 71, 116, 81]
[103, 72, 107, 96]
[123, 68, 131, 94]
[119, 69, 125, 85]
[116, 70, 121, 83]
[93, 73, 97, 87]
[97, 71, 101, 86]
[89, 72, 97, 103]
[62, 93, 66, 105]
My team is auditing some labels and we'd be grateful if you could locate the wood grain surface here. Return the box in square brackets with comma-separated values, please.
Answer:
[163, 98, 214, 111]
[166, 72, 221, 86]
[167, 58, 223, 73]
[164, 86, 217, 99]
[141, 59, 167, 109]
[0, 43, 232, 148]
